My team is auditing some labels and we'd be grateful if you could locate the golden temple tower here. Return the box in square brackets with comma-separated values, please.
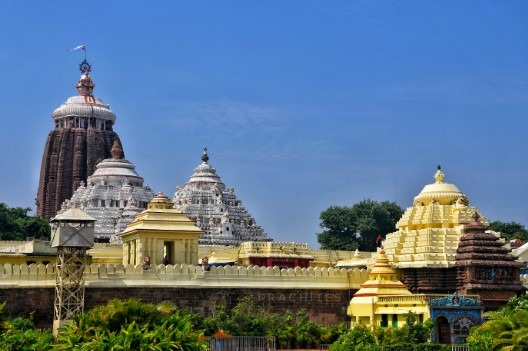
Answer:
[383, 166, 488, 294]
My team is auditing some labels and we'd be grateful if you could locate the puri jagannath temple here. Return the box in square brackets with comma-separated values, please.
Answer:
[1, 59, 525, 343]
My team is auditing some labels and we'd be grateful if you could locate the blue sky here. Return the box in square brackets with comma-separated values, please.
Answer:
[0, 1, 527, 248]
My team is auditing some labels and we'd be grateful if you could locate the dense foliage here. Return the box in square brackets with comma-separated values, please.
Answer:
[54, 298, 207, 351]
[196, 295, 346, 348]
[0, 303, 54, 351]
[489, 220, 528, 242]
[467, 293, 528, 351]
[317, 199, 403, 251]
[0, 203, 50, 241]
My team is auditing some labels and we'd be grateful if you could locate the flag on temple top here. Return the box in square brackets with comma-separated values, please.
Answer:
[376, 234, 382, 246]
[69, 45, 86, 52]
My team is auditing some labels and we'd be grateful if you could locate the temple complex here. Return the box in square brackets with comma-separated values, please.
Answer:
[383, 167, 488, 294]
[173, 149, 271, 245]
[455, 213, 524, 309]
[119, 193, 203, 266]
[37, 60, 124, 219]
[60, 141, 155, 242]
[348, 250, 429, 328]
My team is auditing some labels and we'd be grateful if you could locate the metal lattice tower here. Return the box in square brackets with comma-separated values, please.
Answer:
[54, 247, 88, 324]
[50, 208, 95, 335]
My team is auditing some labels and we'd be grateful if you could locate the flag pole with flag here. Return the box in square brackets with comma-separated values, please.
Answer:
[69, 45, 87, 60]
[376, 234, 382, 248]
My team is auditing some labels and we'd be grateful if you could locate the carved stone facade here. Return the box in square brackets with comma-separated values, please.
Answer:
[61, 141, 155, 242]
[37, 65, 123, 219]
[455, 214, 525, 309]
[173, 149, 271, 246]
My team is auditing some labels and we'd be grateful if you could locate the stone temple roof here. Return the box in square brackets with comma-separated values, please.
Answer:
[88, 142, 142, 187]
[383, 167, 488, 269]
[173, 148, 271, 246]
[62, 141, 154, 240]
[186, 148, 225, 190]
[52, 73, 116, 123]
[456, 213, 521, 267]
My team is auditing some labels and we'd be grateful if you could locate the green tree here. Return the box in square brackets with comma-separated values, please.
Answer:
[489, 220, 528, 242]
[317, 199, 403, 251]
[0, 203, 50, 241]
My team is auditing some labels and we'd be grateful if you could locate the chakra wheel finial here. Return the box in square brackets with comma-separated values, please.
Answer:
[79, 59, 92, 75]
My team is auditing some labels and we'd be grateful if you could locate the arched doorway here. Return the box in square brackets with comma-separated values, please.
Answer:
[436, 316, 451, 344]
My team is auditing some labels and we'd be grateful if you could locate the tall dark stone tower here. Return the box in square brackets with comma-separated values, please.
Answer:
[37, 60, 124, 219]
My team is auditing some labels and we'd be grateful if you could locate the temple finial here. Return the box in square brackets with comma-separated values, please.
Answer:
[76, 59, 95, 96]
[202, 148, 209, 163]
[110, 140, 124, 159]
[434, 165, 445, 183]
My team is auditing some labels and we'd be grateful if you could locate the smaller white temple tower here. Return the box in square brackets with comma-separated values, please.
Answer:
[50, 208, 95, 335]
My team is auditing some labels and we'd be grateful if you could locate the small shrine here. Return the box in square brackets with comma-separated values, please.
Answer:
[119, 193, 203, 267]
[455, 213, 525, 310]
[347, 250, 429, 328]
[429, 293, 483, 345]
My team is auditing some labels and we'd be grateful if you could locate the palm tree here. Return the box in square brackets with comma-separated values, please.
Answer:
[470, 309, 528, 351]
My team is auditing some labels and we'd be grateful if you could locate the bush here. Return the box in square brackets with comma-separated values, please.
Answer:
[329, 325, 375, 351]
[53, 299, 207, 351]
[0, 315, 54, 351]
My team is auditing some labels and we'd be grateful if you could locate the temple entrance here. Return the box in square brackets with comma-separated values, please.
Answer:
[163, 242, 173, 265]
[436, 316, 451, 344]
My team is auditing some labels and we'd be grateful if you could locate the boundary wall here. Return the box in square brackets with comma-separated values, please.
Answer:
[0, 263, 365, 328]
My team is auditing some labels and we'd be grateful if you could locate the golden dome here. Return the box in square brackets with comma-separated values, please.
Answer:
[414, 166, 466, 206]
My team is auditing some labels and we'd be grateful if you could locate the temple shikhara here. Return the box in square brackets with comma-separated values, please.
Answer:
[173, 148, 271, 245]
[60, 140, 155, 242]
[383, 167, 488, 294]
[37, 60, 123, 219]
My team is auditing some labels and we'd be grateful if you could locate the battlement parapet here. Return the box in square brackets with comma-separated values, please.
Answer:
[0, 263, 369, 289]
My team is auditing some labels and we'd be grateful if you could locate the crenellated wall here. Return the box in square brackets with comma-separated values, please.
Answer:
[0, 263, 369, 289]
